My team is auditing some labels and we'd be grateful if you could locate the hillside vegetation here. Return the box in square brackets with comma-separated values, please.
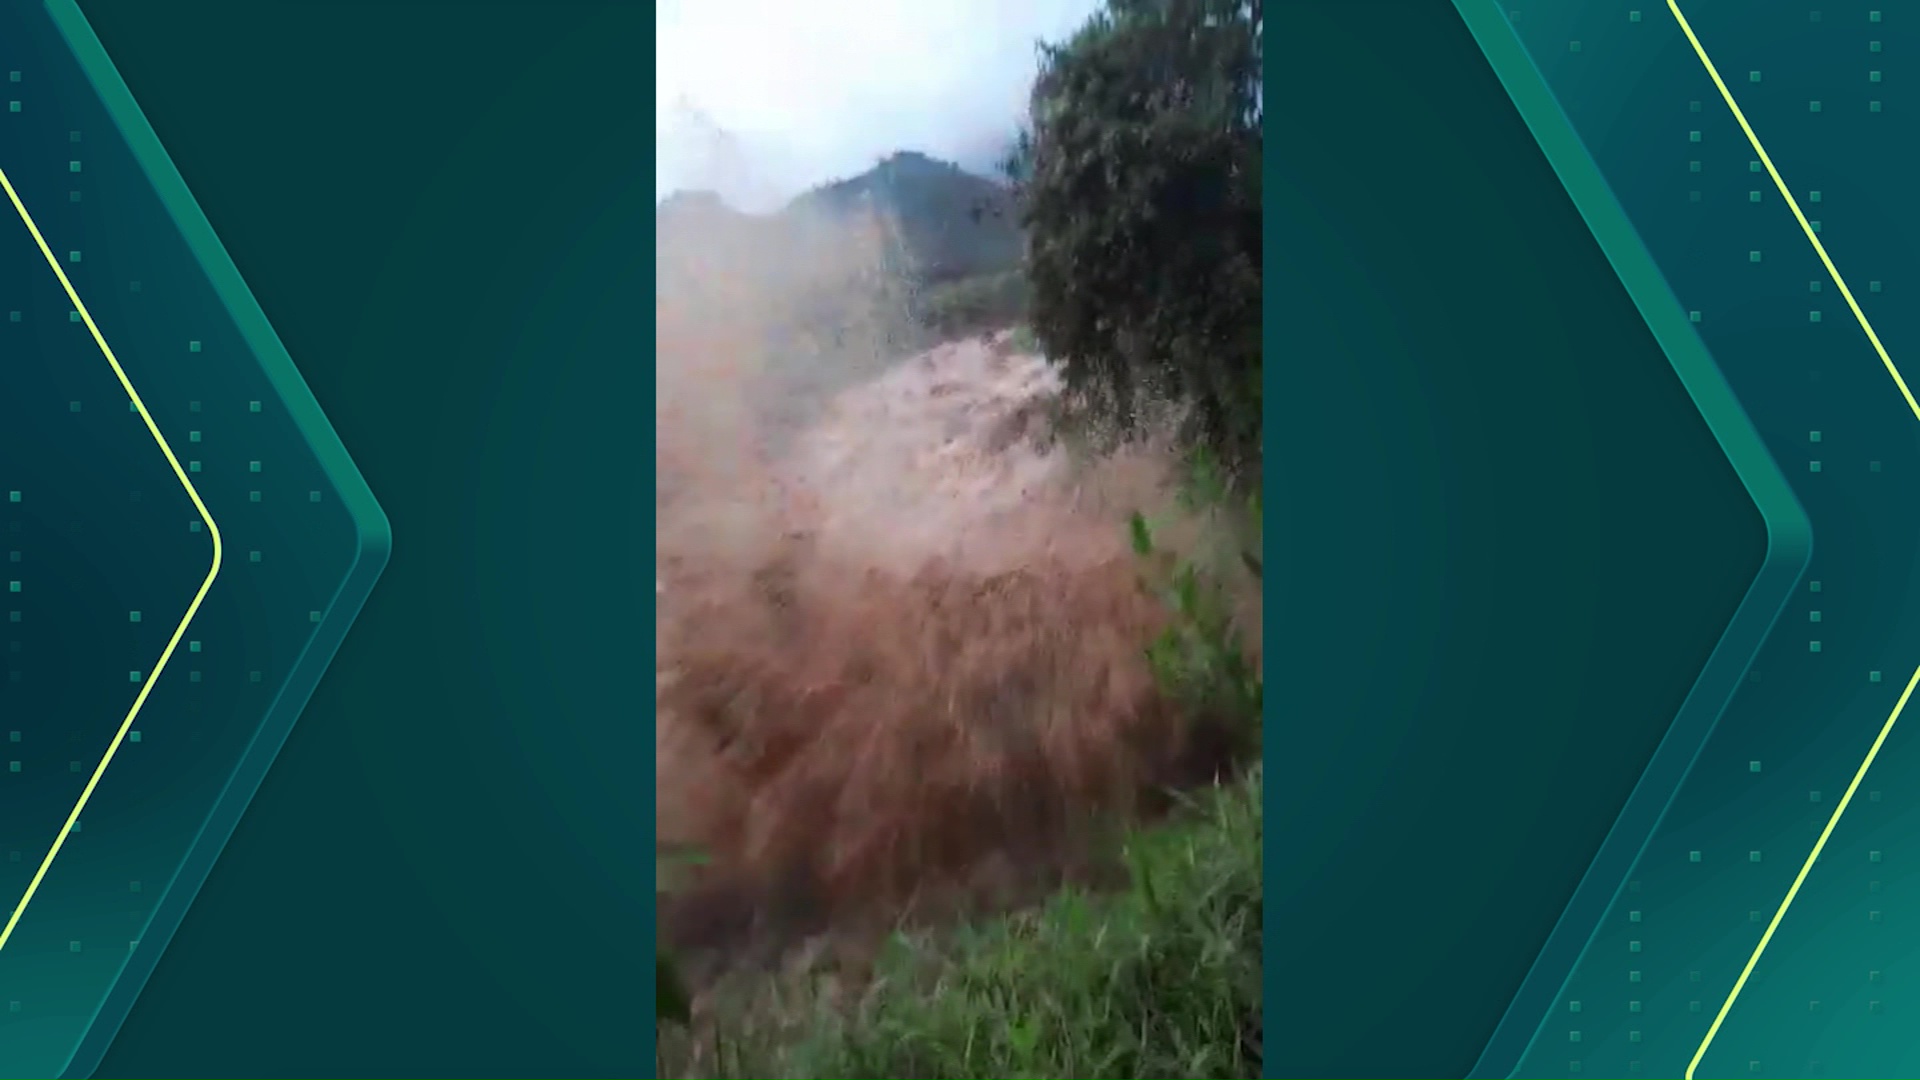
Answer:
[1017, 0, 1263, 472]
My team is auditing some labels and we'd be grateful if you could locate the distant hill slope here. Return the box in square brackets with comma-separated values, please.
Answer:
[657, 151, 1022, 291]
[657, 153, 1028, 436]
[784, 151, 1021, 285]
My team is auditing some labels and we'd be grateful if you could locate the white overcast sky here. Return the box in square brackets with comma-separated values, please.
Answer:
[656, 0, 1103, 212]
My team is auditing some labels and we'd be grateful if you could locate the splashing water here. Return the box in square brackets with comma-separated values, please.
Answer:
[654, 206, 1244, 972]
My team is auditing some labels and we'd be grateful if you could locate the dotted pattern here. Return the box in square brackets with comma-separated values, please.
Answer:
[0, 8, 378, 1075]
[1481, 4, 1920, 1077]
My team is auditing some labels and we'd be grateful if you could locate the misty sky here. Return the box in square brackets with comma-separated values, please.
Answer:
[656, 0, 1102, 212]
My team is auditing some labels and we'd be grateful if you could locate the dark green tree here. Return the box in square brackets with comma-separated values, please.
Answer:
[1013, 0, 1263, 473]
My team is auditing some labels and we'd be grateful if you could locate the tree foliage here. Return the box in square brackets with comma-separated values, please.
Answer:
[1013, 0, 1263, 473]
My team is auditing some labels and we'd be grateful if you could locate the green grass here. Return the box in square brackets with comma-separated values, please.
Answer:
[783, 771, 1261, 1079]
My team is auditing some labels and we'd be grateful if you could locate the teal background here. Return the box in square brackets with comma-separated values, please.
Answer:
[1457, 2, 1920, 1077]
[0, 2, 389, 1076]
[36, 2, 648, 1077]
[1279, 0, 1920, 1077]
[50, 0, 1914, 1076]
[1272, 1, 1779, 1076]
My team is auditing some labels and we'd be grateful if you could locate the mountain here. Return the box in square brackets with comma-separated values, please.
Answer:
[658, 153, 1029, 440]
[783, 151, 1021, 285]
[657, 152, 1030, 438]
[657, 151, 1023, 290]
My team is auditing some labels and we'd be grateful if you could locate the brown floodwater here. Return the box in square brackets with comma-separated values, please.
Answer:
[653, 206, 1255, 971]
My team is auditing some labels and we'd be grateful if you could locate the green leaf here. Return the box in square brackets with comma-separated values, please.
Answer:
[1129, 510, 1155, 556]
[1174, 563, 1201, 617]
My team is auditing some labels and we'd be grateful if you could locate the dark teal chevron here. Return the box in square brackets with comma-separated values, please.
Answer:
[1456, 1, 1920, 1076]
[0, 2, 388, 1075]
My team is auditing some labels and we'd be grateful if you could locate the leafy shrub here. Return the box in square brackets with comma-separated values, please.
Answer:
[1131, 498, 1261, 754]
[1011, 0, 1263, 473]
